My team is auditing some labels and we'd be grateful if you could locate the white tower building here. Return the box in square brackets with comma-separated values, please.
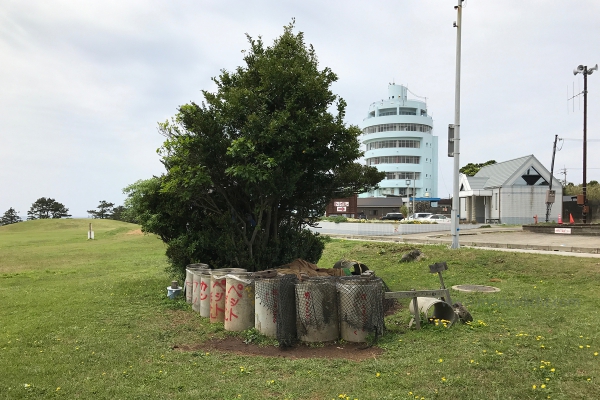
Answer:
[359, 83, 438, 200]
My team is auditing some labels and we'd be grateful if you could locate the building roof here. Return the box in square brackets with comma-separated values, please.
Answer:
[474, 155, 533, 188]
[357, 197, 405, 207]
[460, 154, 563, 193]
[465, 176, 489, 190]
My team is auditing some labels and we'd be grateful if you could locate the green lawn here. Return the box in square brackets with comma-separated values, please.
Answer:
[0, 220, 598, 399]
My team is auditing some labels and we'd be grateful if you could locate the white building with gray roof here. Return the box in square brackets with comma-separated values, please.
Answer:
[459, 155, 563, 224]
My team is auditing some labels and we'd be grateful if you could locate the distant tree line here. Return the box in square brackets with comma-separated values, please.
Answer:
[1, 198, 136, 227]
[87, 200, 136, 222]
[564, 180, 600, 202]
[1, 197, 70, 226]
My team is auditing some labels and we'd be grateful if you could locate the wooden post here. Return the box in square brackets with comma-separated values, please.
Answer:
[88, 223, 94, 240]
[412, 290, 420, 330]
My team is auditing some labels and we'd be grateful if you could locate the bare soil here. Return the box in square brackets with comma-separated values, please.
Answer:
[173, 337, 384, 361]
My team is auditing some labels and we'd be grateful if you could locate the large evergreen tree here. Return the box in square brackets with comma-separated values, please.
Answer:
[0, 208, 22, 225]
[87, 201, 115, 219]
[125, 23, 383, 274]
[27, 198, 71, 220]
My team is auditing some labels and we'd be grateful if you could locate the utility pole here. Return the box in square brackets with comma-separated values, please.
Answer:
[450, 0, 464, 249]
[560, 167, 567, 186]
[573, 63, 598, 223]
[545, 135, 558, 223]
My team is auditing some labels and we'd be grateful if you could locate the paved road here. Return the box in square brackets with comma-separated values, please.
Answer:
[317, 224, 600, 257]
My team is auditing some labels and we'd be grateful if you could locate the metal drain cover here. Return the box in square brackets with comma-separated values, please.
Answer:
[452, 284, 501, 293]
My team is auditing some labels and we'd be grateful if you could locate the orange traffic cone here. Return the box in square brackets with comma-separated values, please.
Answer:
[558, 214, 563, 224]
[569, 213, 575, 224]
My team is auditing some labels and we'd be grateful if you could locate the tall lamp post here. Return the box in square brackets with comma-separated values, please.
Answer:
[450, 0, 464, 249]
[573, 63, 598, 224]
[406, 179, 411, 217]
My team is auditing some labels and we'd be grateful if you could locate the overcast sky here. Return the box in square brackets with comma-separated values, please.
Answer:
[1, 0, 599, 217]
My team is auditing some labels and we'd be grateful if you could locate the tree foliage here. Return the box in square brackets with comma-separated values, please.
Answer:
[27, 198, 71, 220]
[110, 205, 135, 223]
[87, 200, 115, 219]
[126, 23, 384, 274]
[563, 182, 600, 202]
[1, 208, 22, 225]
[460, 160, 497, 176]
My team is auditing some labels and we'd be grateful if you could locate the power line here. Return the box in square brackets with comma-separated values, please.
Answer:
[560, 138, 600, 142]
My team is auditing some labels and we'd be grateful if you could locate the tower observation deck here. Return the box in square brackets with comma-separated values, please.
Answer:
[359, 83, 438, 200]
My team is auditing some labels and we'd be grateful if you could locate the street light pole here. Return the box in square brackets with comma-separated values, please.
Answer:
[413, 177, 416, 217]
[406, 179, 411, 217]
[450, 0, 464, 249]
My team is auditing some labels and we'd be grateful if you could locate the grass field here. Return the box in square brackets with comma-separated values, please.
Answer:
[0, 219, 598, 399]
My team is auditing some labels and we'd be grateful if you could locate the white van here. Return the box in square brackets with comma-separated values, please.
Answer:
[406, 212, 433, 221]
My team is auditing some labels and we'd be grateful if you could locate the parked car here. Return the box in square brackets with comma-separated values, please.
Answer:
[381, 212, 404, 221]
[405, 212, 433, 221]
[419, 214, 451, 223]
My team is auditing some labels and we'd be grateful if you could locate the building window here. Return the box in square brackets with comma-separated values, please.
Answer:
[366, 139, 421, 150]
[399, 108, 417, 115]
[362, 123, 432, 135]
[385, 172, 421, 180]
[366, 156, 420, 165]
[378, 108, 397, 116]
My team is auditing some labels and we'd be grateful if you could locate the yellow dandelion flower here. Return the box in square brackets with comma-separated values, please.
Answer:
[550, 368, 555, 372]
[541, 384, 546, 389]
[579, 345, 584, 349]
[470, 359, 474, 363]
[441, 377, 447, 382]
[439, 358, 443, 362]
[594, 352, 598, 356]
[56, 387, 60, 391]
[532, 385, 537, 389]
[376, 372, 381, 377]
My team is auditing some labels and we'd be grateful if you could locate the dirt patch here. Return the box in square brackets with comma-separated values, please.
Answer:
[173, 337, 384, 361]
[126, 229, 143, 235]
